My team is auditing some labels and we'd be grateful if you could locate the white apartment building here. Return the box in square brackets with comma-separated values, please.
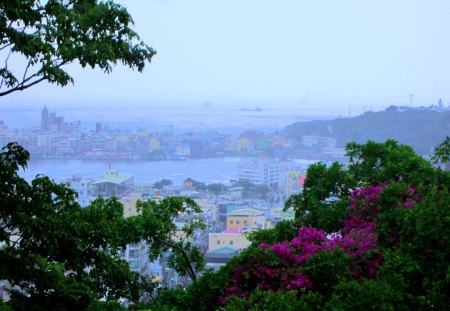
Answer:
[238, 158, 291, 189]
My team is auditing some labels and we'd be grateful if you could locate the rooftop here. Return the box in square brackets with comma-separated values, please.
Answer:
[227, 208, 264, 217]
[223, 228, 244, 234]
[92, 169, 134, 185]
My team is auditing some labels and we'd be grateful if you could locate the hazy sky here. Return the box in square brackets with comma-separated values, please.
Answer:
[3, 0, 450, 116]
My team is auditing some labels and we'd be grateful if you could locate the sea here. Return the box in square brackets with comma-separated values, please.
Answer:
[21, 157, 243, 185]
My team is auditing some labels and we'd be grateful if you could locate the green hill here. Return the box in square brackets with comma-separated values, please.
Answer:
[284, 106, 450, 155]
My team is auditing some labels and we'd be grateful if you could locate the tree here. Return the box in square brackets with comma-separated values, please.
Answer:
[231, 179, 270, 199]
[183, 178, 206, 191]
[0, 143, 206, 309]
[153, 179, 173, 190]
[0, 0, 155, 96]
[131, 197, 206, 282]
[0, 143, 136, 308]
[284, 161, 353, 232]
[431, 135, 450, 164]
[206, 183, 225, 195]
[285, 140, 448, 233]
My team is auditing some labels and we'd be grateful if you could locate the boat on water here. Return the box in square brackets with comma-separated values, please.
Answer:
[241, 107, 262, 112]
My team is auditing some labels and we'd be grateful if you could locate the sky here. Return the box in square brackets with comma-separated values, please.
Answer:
[2, 0, 450, 117]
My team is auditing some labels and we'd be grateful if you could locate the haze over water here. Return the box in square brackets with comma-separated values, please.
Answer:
[0, 103, 337, 133]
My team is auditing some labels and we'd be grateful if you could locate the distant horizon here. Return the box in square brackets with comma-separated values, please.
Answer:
[2, 0, 450, 118]
[0, 97, 445, 135]
[1, 94, 443, 115]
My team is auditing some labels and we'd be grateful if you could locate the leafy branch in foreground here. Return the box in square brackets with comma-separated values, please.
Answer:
[0, 0, 155, 96]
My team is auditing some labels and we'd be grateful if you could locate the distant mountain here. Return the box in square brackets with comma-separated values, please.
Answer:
[284, 106, 450, 155]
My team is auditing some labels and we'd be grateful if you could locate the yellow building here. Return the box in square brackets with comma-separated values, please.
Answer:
[208, 228, 250, 251]
[119, 193, 143, 217]
[226, 208, 264, 230]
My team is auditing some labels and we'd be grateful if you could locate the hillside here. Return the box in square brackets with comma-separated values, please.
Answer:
[284, 106, 450, 155]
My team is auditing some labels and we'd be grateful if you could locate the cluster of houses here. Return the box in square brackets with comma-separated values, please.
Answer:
[64, 157, 310, 286]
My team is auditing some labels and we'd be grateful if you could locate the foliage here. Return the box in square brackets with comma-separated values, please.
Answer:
[246, 219, 298, 246]
[152, 179, 173, 190]
[346, 139, 440, 189]
[183, 178, 206, 191]
[285, 140, 446, 233]
[1, 143, 131, 308]
[132, 196, 205, 282]
[0, 143, 205, 309]
[284, 161, 353, 232]
[0, 0, 155, 96]
[231, 179, 270, 199]
[223, 289, 322, 311]
[205, 182, 225, 195]
[325, 279, 407, 311]
[431, 135, 450, 164]
[147, 267, 235, 311]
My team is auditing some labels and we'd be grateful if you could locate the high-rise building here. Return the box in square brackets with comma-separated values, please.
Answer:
[238, 158, 291, 189]
[41, 106, 65, 132]
[41, 106, 49, 131]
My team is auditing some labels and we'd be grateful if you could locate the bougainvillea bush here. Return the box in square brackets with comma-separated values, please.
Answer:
[221, 183, 416, 305]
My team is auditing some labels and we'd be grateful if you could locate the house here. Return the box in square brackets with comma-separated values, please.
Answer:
[208, 228, 251, 251]
[205, 246, 240, 270]
[226, 208, 265, 230]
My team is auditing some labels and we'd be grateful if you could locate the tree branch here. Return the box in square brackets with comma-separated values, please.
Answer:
[155, 237, 197, 281]
[0, 76, 46, 97]
[0, 43, 13, 52]
[0, 59, 70, 97]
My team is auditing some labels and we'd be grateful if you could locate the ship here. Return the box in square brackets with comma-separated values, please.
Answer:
[241, 107, 262, 112]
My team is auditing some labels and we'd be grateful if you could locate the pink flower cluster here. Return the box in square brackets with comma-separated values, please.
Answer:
[347, 183, 418, 226]
[221, 183, 419, 304]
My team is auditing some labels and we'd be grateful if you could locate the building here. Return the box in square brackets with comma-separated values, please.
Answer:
[41, 106, 65, 132]
[41, 106, 50, 131]
[120, 242, 150, 276]
[238, 158, 291, 189]
[65, 176, 94, 207]
[205, 246, 240, 270]
[226, 208, 265, 230]
[90, 169, 134, 197]
[208, 228, 251, 250]
[119, 193, 144, 217]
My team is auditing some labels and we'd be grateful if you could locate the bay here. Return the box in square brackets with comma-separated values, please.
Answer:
[20, 157, 243, 185]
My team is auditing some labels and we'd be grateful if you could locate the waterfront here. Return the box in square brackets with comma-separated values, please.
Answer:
[21, 157, 244, 185]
